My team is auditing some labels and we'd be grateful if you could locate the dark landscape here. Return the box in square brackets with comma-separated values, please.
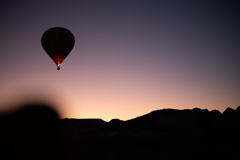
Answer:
[1, 104, 240, 160]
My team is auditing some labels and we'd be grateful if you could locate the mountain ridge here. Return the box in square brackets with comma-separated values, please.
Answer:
[1, 104, 239, 160]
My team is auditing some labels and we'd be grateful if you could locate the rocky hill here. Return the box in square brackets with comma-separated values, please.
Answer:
[1, 104, 239, 160]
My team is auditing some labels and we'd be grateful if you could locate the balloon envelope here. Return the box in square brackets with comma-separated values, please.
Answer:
[41, 27, 75, 67]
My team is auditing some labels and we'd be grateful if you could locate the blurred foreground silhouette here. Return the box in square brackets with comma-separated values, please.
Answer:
[0, 103, 67, 160]
[1, 103, 240, 160]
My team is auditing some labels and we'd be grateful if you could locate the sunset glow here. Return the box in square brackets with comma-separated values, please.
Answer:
[0, 0, 239, 121]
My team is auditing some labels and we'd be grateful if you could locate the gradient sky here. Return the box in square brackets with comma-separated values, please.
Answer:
[1, 0, 239, 121]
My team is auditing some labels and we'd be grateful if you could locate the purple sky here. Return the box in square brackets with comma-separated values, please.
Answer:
[1, 0, 239, 121]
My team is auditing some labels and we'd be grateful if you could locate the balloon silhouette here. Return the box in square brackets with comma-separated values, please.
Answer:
[41, 27, 75, 70]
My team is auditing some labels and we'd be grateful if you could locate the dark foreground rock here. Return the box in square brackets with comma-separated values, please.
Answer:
[1, 104, 240, 160]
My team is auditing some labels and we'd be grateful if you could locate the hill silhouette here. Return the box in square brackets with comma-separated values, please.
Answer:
[1, 104, 239, 160]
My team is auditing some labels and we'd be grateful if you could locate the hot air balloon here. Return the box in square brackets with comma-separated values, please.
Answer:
[41, 27, 75, 70]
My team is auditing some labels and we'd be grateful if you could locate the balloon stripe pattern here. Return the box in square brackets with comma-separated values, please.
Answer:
[41, 27, 75, 67]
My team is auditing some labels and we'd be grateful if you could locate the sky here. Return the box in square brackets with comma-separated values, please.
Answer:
[0, 0, 239, 121]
